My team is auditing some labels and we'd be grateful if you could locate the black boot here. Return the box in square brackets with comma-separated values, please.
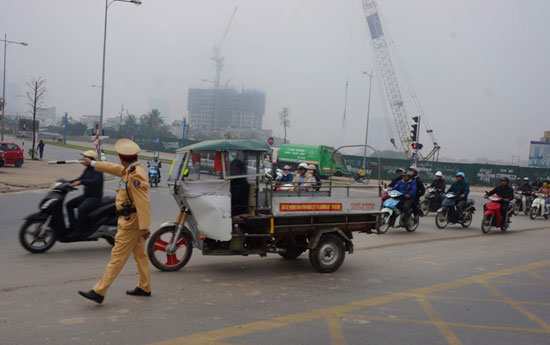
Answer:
[78, 290, 104, 304]
[126, 287, 151, 297]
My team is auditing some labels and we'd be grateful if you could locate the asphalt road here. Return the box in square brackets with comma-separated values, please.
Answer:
[1, 145, 549, 345]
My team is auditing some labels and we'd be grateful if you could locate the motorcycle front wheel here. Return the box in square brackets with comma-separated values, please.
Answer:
[481, 215, 493, 234]
[529, 207, 538, 220]
[435, 211, 448, 229]
[19, 219, 56, 253]
[420, 200, 430, 216]
[379, 213, 392, 234]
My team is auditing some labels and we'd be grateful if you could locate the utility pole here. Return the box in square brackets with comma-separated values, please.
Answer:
[182, 118, 186, 147]
[119, 104, 123, 137]
[362, 70, 373, 170]
[63, 112, 68, 144]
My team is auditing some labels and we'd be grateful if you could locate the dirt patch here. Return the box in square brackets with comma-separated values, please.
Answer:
[0, 160, 94, 193]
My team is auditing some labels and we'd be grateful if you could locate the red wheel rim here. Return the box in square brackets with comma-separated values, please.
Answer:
[153, 235, 189, 267]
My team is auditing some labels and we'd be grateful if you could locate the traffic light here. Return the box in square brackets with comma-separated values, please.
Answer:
[410, 116, 420, 142]
[412, 143, 423, 150]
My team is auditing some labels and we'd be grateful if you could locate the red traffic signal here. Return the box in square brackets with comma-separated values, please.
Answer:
[412, 143, 423, 150]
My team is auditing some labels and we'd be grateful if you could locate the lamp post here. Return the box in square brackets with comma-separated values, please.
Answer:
[362, 70, 373, 170]
[97, 0, 141, 152]
[1, 34, 28, 141]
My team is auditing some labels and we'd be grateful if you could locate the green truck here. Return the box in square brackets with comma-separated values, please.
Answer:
[276, 144, 350, 178]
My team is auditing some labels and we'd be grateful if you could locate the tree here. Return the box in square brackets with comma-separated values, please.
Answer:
[26, 77, 47, 159]
[122, 113, 139, 140]
[141, 109, 164, 151]
[279, 107, 291, 144]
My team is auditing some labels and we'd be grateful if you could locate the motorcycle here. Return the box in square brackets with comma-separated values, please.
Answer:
[379, 190, 420, 233]
[18, 180, 118, 253]
[435, 193, 475, 229]
[512, 191, 531, 216]
[419, 187, 443, 216]
[148, 167, 160, 187]
[481, 194, 512, 233]
[353, 173, 368, 184]
[529, 193, 549, 220]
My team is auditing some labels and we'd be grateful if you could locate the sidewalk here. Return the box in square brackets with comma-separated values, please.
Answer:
[0, 160, 84, 193]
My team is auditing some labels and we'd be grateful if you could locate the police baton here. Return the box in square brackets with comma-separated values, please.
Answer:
[47, 160, 82, 164]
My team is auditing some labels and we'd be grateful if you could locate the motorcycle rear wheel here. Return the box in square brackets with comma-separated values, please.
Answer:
[435, 211, 448, 229]
[19, 219, 56, 253]
[461, 210, 473, 228]
[481, 215, 493, 234]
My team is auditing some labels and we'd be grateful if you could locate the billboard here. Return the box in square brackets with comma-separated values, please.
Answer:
[529, 141, 550, 168]
[18, 118, 39, 132]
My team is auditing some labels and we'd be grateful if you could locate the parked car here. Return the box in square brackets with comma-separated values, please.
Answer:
[0, 142, 24, 167]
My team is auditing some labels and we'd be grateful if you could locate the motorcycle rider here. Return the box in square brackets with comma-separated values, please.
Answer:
[429, 171, 446, 203]
[446, 172, 470, 220]
[536, 180, 550, 213]
[382, 168, 405, 202]
[485, 177, 514, 227]
[66, 150, 104, 236]
[392, 171, 417, 222]
[408, 166, 425, 214]
[147, 154, 162, 180]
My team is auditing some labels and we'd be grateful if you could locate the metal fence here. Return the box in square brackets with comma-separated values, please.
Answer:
[343, 155, 550, 187]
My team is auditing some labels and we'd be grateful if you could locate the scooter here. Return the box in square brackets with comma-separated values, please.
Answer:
[435, 193, 475, 229]
[420, 187, 443, 216]
[529, 193, 549, 220]
[19, 180, 118, 253]
[148, 167, 160, 187]
[379, 190, 420, 233]
[481, 194, 512, 233]
[512, 191, 531, 215]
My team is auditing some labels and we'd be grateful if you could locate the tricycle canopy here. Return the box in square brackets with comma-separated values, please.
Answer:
[176, 139, 270, 153]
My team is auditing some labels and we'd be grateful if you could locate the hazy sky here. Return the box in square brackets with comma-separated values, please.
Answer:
[2, 0, 549, 161]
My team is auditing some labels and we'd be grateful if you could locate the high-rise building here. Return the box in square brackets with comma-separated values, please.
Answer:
[36, 107, 56, 126]
[187, 88, 265, 130]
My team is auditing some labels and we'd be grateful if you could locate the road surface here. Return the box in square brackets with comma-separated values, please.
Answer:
[0, 145, 549, 345]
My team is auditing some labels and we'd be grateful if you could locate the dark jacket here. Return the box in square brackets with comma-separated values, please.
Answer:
[430, 178, 446, 192]
[415, 176, 426, 200]
[518, 183, 532, 194]
[389, 176, 402, 188]
[487, 185, 514, 201]
[230, 178, 250, 216]
[393, 179, 417, 198]
[74, 166, 103, 198]
[447, 180, 470, 200]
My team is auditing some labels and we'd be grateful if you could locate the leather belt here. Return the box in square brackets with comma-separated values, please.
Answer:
[116, 208, 136, 216]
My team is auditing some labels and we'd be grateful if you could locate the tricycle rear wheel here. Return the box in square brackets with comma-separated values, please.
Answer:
[309, 234, 345, 273]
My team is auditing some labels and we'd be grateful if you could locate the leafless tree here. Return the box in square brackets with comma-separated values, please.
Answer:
[279, 107, 291, 144]
[26, 77, 47, 159]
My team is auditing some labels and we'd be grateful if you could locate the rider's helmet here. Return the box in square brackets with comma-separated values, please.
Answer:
[456, 172, 465, 178]
[396, 168, 405, 173]
[403, 171, 413, 179]
[523, 177, 529, 181]
[408, 166, 419, 174]
[81, 150, 98, 161]
[435, 171, 443, 177]
[500, 177, 509, 184]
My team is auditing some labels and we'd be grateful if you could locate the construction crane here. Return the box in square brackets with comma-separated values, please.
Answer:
[211, 6, 238, 89]
[361, 0, 440, 161]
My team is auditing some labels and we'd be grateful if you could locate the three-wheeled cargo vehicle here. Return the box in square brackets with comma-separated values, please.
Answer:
[147, 139, 382, 273]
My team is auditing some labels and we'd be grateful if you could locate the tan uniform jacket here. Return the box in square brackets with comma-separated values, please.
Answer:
[94, 162, 151, 230]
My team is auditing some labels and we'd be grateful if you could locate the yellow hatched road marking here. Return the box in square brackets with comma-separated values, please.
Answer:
[479, 280, 550, 331]
[326, 316, 347, 345]
[146, 260, 550, 345]
[417, 295, 463, 345]
[529, 270, 550, 284]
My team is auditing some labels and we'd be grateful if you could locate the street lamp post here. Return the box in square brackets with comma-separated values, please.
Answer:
[362, 70, 374, 170]
[1, 34, 28, 141]
[97, 0, 141, 153]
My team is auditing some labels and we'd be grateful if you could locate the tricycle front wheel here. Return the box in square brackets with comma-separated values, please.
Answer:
[147, 226, 193, 271]
[309, 234, 345, 273]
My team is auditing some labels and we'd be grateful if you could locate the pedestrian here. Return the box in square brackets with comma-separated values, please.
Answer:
[78, 139, 151, 304]
[37, 140, 45, 159]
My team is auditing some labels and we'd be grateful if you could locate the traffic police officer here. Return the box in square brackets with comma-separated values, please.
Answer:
[78, 139, 151, 304]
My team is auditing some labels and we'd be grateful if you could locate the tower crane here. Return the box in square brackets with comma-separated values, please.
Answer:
[211, 6, 238, 89]
[361, 0, 440, 161]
